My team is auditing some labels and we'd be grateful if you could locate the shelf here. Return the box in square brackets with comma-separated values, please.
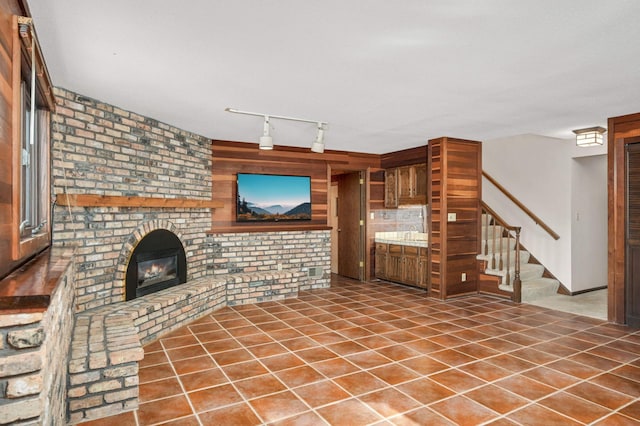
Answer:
[56, 193, 224, 209]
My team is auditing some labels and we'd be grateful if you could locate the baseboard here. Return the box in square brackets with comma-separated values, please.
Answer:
[570, 285, 607, 296]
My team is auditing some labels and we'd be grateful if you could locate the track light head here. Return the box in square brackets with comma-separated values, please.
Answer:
[259, 116, 273, 150]
[311, 123, 325, 153]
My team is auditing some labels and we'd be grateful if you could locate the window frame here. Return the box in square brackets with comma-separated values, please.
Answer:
[11, 15, 54, 261]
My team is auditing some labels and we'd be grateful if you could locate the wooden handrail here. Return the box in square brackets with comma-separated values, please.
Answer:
[482, 171, 560, 240]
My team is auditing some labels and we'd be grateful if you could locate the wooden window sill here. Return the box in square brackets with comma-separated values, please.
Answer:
[0, 247, 74, 313]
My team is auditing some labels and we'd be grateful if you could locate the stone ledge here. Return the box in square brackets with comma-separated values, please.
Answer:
[67, 270, 299, 424]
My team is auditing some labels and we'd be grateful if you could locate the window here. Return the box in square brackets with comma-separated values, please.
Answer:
[10, 16, 54, 261]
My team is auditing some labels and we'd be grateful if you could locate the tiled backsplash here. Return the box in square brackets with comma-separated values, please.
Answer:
[369, 206, 427, 234]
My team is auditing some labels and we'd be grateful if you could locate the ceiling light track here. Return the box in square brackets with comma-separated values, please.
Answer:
[225, 107, 328, 152]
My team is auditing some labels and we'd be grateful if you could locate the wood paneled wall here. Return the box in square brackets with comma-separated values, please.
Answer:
[211, 141, 381, 234]
[608, 112, 640, 324]
[380, 145, 428, 169]
[428, 137, 482, 299]
[0, 0, 28, 279]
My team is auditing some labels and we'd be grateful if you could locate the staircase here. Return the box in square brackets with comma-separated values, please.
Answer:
[477, 212, 560, 303]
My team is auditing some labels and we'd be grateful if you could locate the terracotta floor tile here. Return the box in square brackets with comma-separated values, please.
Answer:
[429, 334, 469, 347]
[588, 346, 639, 363]
[611, 364, 640, 382]
[509, 347, 559, 365]
[227, 325, 262, 338]
[172, 355, 216, 375]
[354, 335, 395, 349]
[292, 379, 350, 408]
[522, 366, 580, 389]
[165, 344, 207, 361]
[370, 363, 420, 385]
[405, 338, 445, 354]
[429, 348, 478, 367]
[430, 396, 498, 426]
[143, 340, 163, 353]
[234, 332, 274, 347]
[430, 368, 486, 392]
[325, 340, 369, 356]
[479, 338, 522, 352]
[139, 350, 169, 368]
[247, 342, 289, 358]
[360, 387, 421, 417]
[295, 323, 331, 336]
[396, 377, 455, 405]
[458, 360, 513, 382]
[268, 410, 326, 426]
[339, 326, 374, 339]
[217, 317, 251, 329]
[193, 329, 231, 343]
[137, 395, 193, 425]
[179, 367, 227, 392]
[333, 371, 388, 396]
[316, 398, 383, 426]
[495, 375, 556, 400]
[375, 344, 420, 361]
[455, 343, 500, 359]
[161, 335, 199, 349]
[568, 352, 623, 371]
[619, 400, 640, 421]
[276, 365, 325, 388]
[222, 360, 269, 381]
[546, 358, 602, 379]
[234, 373, 287, 400]
[249, 390, 309, 423]
[311, 357, 360, 378]
[531, 341, 580, 357]
[139, 363, 175, 383]
[260, 353, 305, 372]
[391, 407, 456, 425]
[539, 392, 611, 424]
[593, 373, 640, 397]
[566, 381, 634, 410]
[591, 413, 640, 425]
[507, 402, 582, 426]
[139, 377, 183, 403]
[209, 348, 254, 366]
[400, 355, 449, 376]
[465, 384, 529, 414]
[295, 346, 339, 363]
[279, 336, 320, 351]
[78, 411, 136, 426]
[256, 321, 291, 332]
[345, 350, 393, 369]
[188, 383, 243, 413]
[197, 402, 261, 425]
[201, 338, 241, 353]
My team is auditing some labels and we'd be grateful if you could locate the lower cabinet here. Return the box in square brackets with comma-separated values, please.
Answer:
[375, 243, 428, 289]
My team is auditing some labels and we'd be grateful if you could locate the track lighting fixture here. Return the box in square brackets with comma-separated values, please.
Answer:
[311, 123, 325, 153]
[226, 108, 328, 152]
[259, 116, 273, 150]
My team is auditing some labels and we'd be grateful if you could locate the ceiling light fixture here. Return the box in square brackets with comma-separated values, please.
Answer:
[311, 123, 325, 153]
[573, 126, 606, 147]
[226, 108, 328, 152]
[259, 115, 273, 150]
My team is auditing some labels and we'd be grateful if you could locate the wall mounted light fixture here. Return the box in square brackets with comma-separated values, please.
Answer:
[225, 108, 328, 152]
[573, 126, 606, 147]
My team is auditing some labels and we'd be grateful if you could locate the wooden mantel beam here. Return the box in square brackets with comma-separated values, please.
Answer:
[55, 194, 223, 209]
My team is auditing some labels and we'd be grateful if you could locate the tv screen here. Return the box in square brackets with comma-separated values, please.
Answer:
[236, 173, 312, 222]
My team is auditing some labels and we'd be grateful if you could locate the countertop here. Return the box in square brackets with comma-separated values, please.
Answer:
[374, 232, 428, 248]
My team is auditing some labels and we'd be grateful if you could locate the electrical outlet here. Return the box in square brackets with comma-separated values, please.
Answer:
[461, 272, 467, 281]
[447, 213, 457, 222]
[277, 263, 282, 271]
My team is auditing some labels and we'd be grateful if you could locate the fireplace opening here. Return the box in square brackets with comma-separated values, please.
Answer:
[126, 229, 187, 300]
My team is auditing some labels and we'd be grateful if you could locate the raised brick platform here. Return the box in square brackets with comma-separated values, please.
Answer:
[67, 270, 300, 423]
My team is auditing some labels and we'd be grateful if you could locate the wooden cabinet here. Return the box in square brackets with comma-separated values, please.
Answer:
[375, 243, 428, 289]
[384, 168, 398, 208]
[385, 164, 427, 207]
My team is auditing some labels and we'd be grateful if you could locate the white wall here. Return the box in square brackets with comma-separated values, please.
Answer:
[571, 154, 608, 292]
[482, 133, 608, 292]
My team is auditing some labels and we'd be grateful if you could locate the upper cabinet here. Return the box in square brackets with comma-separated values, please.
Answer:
[385, 163, 427, 207]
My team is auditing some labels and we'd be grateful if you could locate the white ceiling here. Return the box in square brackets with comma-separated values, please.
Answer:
[28, 0, 640, 154]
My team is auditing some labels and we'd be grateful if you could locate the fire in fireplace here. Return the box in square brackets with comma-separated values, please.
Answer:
[125, 230, 187, 300]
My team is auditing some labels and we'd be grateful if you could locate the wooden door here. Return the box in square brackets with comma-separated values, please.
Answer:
[337, 172, 362, 280]
[329, 183, 339, 274]
[384, 168, 398, 208]
[626, 143, 640, 326]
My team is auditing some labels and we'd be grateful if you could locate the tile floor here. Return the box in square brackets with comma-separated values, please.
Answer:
[80, 276, 640, 425]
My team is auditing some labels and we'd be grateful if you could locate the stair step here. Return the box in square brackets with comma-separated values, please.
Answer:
[521, 278, 560, 302]
[485, 263, 545, 285]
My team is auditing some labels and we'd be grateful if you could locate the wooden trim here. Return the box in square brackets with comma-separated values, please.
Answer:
[208, 225, 332, 234]
[10, 15, 21, 260]
[483, 171, 560, 240]
[55, 193, 224, 209]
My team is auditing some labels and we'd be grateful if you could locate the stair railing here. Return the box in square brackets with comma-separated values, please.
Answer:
[481, 202, 522, 303]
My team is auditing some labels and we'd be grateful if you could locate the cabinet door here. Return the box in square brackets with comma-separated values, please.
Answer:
[402, 246, 420, 286]
[384, 168, 398, 208]
[413, 163, 427, 203]
[375, 243, 388, 279]
[387, 245, 403, 282]
[418, 248, 429, 289]
[397, 166, 413, 201]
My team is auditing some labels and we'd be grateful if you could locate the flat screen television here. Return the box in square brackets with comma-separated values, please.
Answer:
[236, 173, 312, 222]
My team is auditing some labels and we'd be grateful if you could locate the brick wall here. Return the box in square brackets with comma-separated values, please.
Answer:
[51, 88, 214, 312]
[208, 230, 331, 291]
[0, 250, 75, 425]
